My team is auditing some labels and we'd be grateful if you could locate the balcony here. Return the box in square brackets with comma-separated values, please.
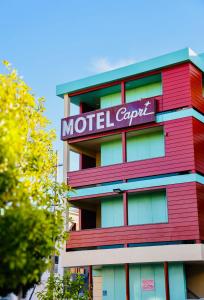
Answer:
[67, 117, 195, 188]
[67, 182, 200, 251]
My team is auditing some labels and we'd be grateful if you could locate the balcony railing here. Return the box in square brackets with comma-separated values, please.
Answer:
[68, 155, 194, 188]
[66, 222, 199, 250]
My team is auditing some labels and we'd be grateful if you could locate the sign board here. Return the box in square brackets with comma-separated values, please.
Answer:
[61, 98, 156, 140]
[142, 279, 155, 291]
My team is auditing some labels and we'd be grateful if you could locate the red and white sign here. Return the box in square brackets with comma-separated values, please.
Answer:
[61, 98, 156, 140]
[142, 279, 155, 291]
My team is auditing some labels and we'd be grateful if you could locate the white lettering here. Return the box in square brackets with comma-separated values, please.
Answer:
[143, 101, 154, 116]
[96, 112, 105, 129]
[62, 119, 74, 136]
[106, 111, 114, 127]
[116, 107, 126, 122]
[86, 114, 95, 131]
[129, 110, 138, 125]
[75, 117, 86, 133]
[116, 101, 154, 126]
[62, 100, 155, 138]
[124, 111, 130, 120]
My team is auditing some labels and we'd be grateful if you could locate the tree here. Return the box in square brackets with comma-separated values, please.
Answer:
[0, 205, 62, 297]
[37, 272, 91, 300]
[0, 62, 69, 298]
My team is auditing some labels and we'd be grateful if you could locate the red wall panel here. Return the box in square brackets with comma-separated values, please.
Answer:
[190, 64, 204, 114]
[67, 182, 200, 249]
[68, 118, 195, 188]
[162, 63, 192, 111]
[193, 118, 204, 175]
[196, 183, 204, 240]
[161, 63, 203, 113]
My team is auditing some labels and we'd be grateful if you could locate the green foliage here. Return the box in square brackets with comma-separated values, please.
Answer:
[0, 205, 65, 297]
[0, 61, 68, 209]
[37, 272, 91, 300]
[0, 62, 70, 297]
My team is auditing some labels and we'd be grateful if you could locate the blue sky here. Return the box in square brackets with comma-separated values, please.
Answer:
[0, 0, 204, 173]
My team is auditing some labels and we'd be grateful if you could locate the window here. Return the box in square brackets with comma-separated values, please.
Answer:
[128, 190, 168, 225]
[126, 127, 165, 162]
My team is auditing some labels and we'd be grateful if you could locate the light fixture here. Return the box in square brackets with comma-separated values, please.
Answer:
[113, 188, 123, 194]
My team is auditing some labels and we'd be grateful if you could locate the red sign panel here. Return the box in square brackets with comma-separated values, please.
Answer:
[142, 279, 155, 291]
[61, 98, 156, 140]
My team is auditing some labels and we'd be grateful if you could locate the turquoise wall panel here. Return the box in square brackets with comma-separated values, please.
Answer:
[100, 92, 121, 109]
[100, 80, 161, 107]
[102, 267, 114, 300]
[151, 191, 168, 223]
[101, 196, 123, 228]
[128, 191, 167, 225]
[169, 263, 186, 300]
[93, 267, 102, 277]
[129, 264, 166, 300]
[69, 173, 200, 198]
[101, 138, 122, 166]
[101, 263, 186, 300]
[126, 82, 162, 103]
[100, 92, 122, 167]
[127, 128, 165, 162]
[102, 265, 126, 300]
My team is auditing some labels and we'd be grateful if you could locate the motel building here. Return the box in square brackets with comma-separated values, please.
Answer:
[57, 48, 204, 300]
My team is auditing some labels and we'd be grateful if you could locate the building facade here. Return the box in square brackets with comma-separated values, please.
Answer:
[57, 48, 204, 300]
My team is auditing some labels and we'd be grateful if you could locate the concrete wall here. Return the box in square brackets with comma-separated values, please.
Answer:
[93, 276, 102, 300]
[61, 244, 204, 267]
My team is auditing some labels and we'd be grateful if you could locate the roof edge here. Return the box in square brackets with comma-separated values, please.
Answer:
[56, 48, 203, 98]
